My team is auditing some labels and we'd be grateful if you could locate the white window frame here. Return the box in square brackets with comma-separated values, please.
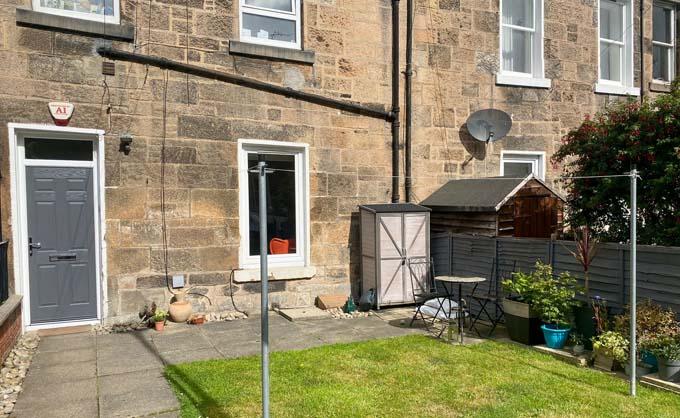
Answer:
[238, 139, 309, 269]
[500, 151, 546, 180]
[653, 1, 676, 84]
[239, 0, 302, 50]
[595, 0, 640, 95]
[32, 0, 120, 24]
[496, 0, 551, 89]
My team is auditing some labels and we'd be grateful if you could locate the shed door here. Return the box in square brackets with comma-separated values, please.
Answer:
[378, 214, 405, 304]
[404, 213, 428, 301]
[514, 196, 557, 238]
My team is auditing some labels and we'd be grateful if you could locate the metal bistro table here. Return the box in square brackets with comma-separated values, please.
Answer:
[434, 275, 486, 344]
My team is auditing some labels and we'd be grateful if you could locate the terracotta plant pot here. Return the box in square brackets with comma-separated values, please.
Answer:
[154, 321, 165, 332]
[169, 300, 193, 323]
[190, 314, 205, 325]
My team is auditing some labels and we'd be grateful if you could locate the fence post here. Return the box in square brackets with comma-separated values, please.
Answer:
[619, 246, 626, 308]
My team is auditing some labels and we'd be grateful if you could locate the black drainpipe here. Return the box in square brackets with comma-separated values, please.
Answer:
[391, 0, 401, 203]
[639, 0, 645, 102]
[404, 0, 413, 203]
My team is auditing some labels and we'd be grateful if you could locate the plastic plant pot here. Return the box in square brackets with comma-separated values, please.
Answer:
[540, 324, 571, 349]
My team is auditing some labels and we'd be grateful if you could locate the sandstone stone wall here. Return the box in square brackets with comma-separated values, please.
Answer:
[0, 0, 665, 321]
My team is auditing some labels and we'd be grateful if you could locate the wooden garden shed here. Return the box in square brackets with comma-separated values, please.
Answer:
[359, 203, 430, 308]
[420, 175, 564, 238]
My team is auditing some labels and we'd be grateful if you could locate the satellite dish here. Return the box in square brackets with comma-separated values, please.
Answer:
[466, 109, 512, 143]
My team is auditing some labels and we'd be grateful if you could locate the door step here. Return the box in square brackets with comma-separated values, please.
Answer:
[37, 325, 92, 337]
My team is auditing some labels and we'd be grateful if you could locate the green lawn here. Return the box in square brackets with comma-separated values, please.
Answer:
[165, 335, 680, 417]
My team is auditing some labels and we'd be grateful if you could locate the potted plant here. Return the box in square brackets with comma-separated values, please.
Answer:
[169, 286, 194, 323]
[570, 332, 585, 356]
[565, 226, 601, 349]
[645, 336, 680, 382]
[592, 331, 628, 371]
[153, 309, 168, 331]
[530, 264, 581, 349]
[614, 299, 680, 374]
[501, 264, 544, 345]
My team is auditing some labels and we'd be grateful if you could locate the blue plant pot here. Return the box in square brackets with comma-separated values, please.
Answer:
[641, 350, 659, 373]
[540, 324, 571, 349]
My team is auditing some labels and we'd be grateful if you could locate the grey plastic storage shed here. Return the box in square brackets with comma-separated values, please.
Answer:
[359, 204, 431, 309]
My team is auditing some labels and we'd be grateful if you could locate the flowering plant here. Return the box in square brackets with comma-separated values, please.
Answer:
[592, 331, 629, 363]
[552, 80, 680, 246]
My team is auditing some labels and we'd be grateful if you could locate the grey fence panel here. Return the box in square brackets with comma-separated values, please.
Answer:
[431, 233, 680, 315]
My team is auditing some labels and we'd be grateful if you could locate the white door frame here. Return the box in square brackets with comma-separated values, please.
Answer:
[7, 123, 107, 331]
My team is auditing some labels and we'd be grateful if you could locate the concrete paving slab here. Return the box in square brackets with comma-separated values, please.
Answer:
[12, 399, 99, 418]
[152, 329, 213, 353]
[270, 335, 325, 352]
[98, 369, 179, 418]
[96, 331, 153, 348]
[277, 307, 331, 321]
[161, 347, 223, 365]
[12, 376, 97, 416]
[31, 346, 96, 367]
[38, 332, 95, 352]
[97, 347, 164, 376]
[23, 359, 96, 385]
[219, 340, 261, 359]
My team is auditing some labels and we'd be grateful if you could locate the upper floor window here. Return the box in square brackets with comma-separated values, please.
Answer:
[596, 0, 639, 95]
[501, 151, 545, 180]
[240, 0, 301, 50]
[496, 0, 550, 88]
[33, 0, 119, 23]
[653, 1, 676, 83]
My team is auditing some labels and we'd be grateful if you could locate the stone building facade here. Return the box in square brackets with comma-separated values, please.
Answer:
[0, 0, 673, 327]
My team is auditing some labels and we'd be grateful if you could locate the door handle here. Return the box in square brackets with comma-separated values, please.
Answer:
[28, 237, 41, 256]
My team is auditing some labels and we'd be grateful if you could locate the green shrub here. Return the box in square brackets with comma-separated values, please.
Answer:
[593, 331, 629, 363]
[502, 261, 582, 327]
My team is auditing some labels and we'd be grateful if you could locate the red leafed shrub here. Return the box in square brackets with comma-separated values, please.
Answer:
[552, 82, 680, 246]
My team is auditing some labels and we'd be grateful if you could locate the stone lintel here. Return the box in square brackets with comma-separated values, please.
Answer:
[233, 266, 317, 283]
[228, 40, 315, 65]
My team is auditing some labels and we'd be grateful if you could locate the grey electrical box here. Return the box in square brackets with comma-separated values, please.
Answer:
[172, 274, 185, 288]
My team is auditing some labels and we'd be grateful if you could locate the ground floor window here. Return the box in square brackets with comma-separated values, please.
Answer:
[238, 139, 309, 269]
[501, 151, 545, 180]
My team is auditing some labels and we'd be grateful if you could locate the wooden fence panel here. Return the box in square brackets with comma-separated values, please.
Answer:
[431, 233, 680, 315]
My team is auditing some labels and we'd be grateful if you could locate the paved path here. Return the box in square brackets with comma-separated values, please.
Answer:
[12, 312, 424, 418]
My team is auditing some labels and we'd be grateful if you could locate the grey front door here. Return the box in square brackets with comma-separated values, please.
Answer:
[26, 166, 97, 323]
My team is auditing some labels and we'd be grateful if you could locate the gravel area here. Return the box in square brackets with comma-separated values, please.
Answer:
[328, 308, 373, 319]
[93, 310, 249, 334]
[0, 333, 39, 417]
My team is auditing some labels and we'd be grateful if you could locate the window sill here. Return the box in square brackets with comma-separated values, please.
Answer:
[495, 74, 551, 89]
[15, 8, 134, 42]
[594, 83, 640, 96]
[233, 266, 317, 283]
[649, 81, 672, 93]
[228, 40, 315, 65]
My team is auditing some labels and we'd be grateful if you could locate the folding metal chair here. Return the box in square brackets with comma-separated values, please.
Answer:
[407, 257, 465, 337]
[468, 259, 517, 337]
